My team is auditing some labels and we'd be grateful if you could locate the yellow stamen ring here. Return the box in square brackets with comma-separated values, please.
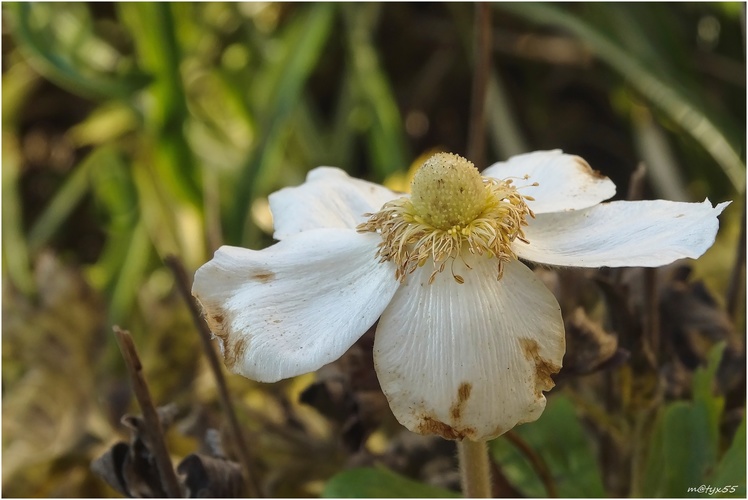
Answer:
[357, 160, 534, 284]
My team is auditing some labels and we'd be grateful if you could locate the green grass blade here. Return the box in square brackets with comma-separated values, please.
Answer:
[26, 149, 101, 254]
[2, 58, 40, 295]
[6, 3, 149, 100]
[117, 3, 202, 206]
[497, 2, 745, 193]
[228, 3, 335, 245]
[343, 3, 409, 179]
[2, 134, 35, 295]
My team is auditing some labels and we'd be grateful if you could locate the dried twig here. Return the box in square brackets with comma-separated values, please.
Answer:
[466, 2, 492, 167]
[113, 327, 183, 498]
[165, 256, 262, 497]
[504, 430, 558, 497]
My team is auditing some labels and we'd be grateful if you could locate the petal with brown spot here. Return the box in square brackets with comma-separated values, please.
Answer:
[374, 257, 565, 441]
[192, 228, 399, 382]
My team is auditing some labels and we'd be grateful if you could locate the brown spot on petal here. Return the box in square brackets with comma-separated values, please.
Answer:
[251, 270, 275, 283]
[490, 424, 505, 439]
[196, 299, 227, 337]
[450, 382, 472, 420]
[416, 416, 476, 441]
[195, 299, 247, 372]
[222, 335, 249, 371]
[520, 338, 561, 397]
[574, 156, 607, 180]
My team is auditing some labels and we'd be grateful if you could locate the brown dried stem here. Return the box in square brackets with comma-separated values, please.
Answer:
[504, 430, 558, 497]
[466, 2, 492, 167]
[165, 256, 262, 497]
[113, 326, 183, 498]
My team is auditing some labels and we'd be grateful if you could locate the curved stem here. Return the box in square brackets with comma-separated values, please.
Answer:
[504, 430, 558, 497]
[458, 439, 492, 497]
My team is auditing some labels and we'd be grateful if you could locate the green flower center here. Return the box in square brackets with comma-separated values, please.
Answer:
[410, 153, 488, 230]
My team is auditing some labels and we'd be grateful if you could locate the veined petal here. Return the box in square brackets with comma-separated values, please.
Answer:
[192, 228, 399, 382]
[269, 167, 400, 239]
[374, 257, 565, 441]
[514, 199, 731, 267]
[482, 150, 616, 214]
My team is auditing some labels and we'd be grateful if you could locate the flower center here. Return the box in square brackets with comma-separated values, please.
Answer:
[357, 152, 535, 284]
[410, 153, 488, 230]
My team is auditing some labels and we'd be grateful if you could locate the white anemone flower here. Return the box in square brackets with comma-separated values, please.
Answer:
[193, 150, 728, 441]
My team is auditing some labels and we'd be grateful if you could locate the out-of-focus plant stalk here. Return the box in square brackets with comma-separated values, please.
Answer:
[466, 3, 492, 167]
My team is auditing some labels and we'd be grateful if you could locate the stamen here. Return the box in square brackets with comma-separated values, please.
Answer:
[357, 163, 534, 284]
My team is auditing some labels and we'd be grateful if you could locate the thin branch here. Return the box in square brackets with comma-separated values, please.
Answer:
[504, 430, 558, 498]
[466, 2, 492, 167]
[113, 326, 183, 498]
[165, 255, 262, 497]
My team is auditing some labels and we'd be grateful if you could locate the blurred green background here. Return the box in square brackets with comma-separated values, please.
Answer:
[2, 2, 745, 497]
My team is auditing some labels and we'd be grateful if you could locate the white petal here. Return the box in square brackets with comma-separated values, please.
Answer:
[482, 150, 616, 214]
[374, 257, 565, 441]
[269, 167, 400, 239]
[514, 199, 730, 267]
[192, 228, 399, 382]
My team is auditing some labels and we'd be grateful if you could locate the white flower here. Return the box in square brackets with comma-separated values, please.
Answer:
[192, 150, 729, 441]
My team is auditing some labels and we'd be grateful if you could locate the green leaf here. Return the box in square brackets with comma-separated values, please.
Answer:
[322, 467, 460, 498]
[490, 395, 606, 497]
[709, 415, 747, 497]
[641, 343, 728, 497]
[643, 401, 715, 497]
[693, 342, 727, 455]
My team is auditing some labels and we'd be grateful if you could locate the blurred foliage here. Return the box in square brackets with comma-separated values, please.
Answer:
[640, 344, 745, 497]
[490, 395, 606, 497]
[1, 2, 745, 497]
[322, 466, 460, 498]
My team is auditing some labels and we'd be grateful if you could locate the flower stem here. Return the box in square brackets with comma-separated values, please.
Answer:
[458, 439, 492, 497]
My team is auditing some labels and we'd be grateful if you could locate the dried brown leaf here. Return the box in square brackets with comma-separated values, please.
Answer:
[177, 454, 243, 498]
